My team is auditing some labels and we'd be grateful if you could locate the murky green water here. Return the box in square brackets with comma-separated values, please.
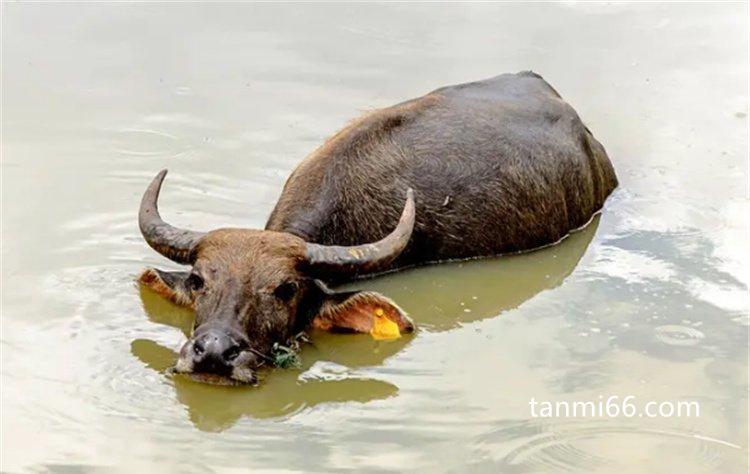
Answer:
[2, 3, 747, 473]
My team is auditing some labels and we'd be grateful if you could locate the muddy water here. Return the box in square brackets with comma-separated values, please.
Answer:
[2, 3, 747, 473]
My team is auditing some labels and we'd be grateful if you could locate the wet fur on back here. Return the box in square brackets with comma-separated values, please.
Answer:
[266, 71, 618, 275]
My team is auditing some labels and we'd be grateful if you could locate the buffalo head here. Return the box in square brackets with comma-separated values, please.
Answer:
[138, 170, 415, 384]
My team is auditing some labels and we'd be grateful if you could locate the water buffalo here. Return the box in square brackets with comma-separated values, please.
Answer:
[138, 71, 618, 384]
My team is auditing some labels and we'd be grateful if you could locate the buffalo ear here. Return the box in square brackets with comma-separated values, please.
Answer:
[138, 268, 193, 308]
[312, 289, 414, 338]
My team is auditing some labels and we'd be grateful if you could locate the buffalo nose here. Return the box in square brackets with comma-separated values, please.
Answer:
[191, 329, 242, 374]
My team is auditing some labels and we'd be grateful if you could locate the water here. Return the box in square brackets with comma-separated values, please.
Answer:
[2, 3, 747, 473]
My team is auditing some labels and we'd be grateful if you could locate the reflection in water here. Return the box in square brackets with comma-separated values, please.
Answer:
[131, 339, 398, 430]
[344, 216, 600, 332]
[139, 284, 194, 337]
[134, 218, 598, 430]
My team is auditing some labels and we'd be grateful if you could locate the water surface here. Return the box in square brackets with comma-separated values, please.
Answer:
[2, 3, 748, 473]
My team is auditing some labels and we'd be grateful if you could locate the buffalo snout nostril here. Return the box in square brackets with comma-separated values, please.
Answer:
[223, 346, 241, 362]
[193, 340, 205, 356]
[189, 329, 244, 375]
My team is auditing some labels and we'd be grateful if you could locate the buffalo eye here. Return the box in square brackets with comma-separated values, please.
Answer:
[185, 272, 205, 292]
[274, 281, 299, 301]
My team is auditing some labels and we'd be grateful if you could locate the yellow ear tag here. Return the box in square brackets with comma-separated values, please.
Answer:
[370, 308, 401, 340]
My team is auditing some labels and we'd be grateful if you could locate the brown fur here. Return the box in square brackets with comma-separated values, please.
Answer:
[188, 229, 308, 343]
[140, 71, 618, 380]
[142, 228, 407, 360]
[266, 71, 618, 272]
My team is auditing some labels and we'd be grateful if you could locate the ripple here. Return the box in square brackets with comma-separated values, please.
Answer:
[38, 264, 189, 422]
[584, 244, 676, 284]
[472, 421, 741, 472]
[608, 194, 733, 247]
[655, 325, 706, 347]
[104, 127, 192, 158]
